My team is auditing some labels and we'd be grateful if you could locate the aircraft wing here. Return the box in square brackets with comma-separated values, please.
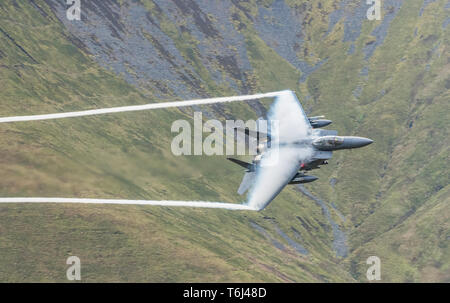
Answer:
[268, 90, 312, 144]
[235, 90, 313, 144]
[246, 90, 314, 210]
[247, 146, 312, 210]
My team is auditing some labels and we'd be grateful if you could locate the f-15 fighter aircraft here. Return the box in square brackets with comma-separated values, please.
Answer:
[228, 90, 373, 210]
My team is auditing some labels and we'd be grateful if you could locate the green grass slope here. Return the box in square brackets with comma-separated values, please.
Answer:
[0, 1, 352, 282]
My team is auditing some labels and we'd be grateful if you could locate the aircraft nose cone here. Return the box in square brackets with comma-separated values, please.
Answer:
[352, 137, 373, 148]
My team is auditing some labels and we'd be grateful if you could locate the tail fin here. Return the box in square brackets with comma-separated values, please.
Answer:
[234, 127, 270, 143]
[227, 158, 254, 171]
[227, 158, 256, 195]
[237, 171, 256, 195]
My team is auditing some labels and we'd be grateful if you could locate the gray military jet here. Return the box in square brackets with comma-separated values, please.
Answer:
[227, 90, 372, 210]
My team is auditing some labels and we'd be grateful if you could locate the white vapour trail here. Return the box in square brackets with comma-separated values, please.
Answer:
[0, 91, 281, 123]
[0, 91, 281, 210]
[0, 198, 257, 210]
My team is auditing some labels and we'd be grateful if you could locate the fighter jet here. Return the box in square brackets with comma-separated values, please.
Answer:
[227, 90, 372, 210]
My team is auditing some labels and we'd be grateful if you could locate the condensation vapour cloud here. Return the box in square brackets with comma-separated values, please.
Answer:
[246, 90, 314, 210]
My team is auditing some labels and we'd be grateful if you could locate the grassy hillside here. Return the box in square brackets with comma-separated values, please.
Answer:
[0, 0, 448, 282]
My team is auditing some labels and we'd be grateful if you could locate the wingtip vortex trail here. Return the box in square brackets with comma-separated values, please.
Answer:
[0, 91, 283, 124]
[0, 198, 259, 211]
[0, 91, 285, 210]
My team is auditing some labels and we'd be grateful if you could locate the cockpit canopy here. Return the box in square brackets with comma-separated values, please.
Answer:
[312, 136, 344, 148]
